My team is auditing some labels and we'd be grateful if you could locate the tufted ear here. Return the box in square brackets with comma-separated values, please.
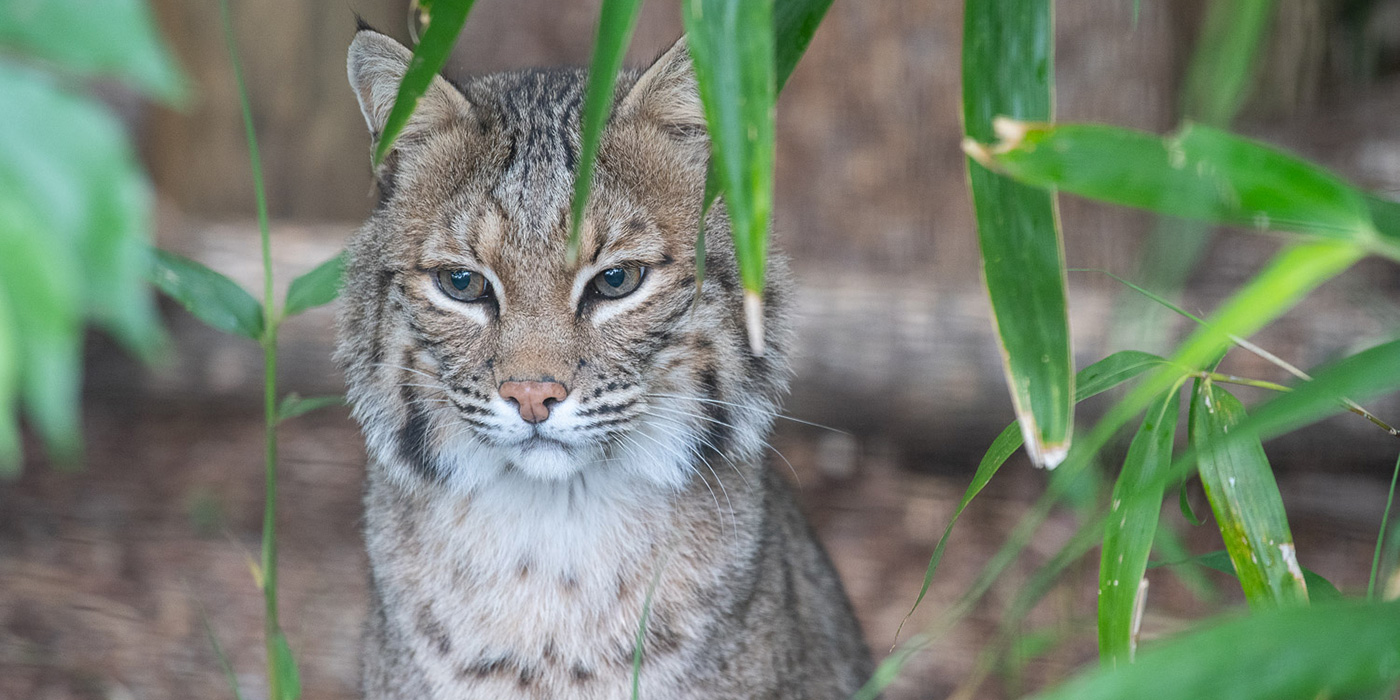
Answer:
[620, 37, 707, 138]
[347, 28, 471, 154]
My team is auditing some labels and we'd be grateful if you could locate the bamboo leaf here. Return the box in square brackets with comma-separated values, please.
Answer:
[565, 0, 644, 262]
[1032, 600, 1400, 700]
[149, 250, 264, 341]
[963, 0, 1072, 468]
[898, 350, 1166, 633]
[1099, 388, 1181, 665]
[276, 393, 345, 423]
[1190, 381, 1308, 608]
[1153, 550, 1342, 602]
[372, 0, 478, 165]
[1180, 0, 1275, 127]
[271, 630, 301, 700]
[683, 0, 776, 354]
[283, 251, 345, 318]
[0, 0, 188, 103]
[965, 121, 1397, 259]
[773, 0, 834, 90]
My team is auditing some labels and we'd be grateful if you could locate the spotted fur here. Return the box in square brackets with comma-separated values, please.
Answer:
[338, 28, 872, 699]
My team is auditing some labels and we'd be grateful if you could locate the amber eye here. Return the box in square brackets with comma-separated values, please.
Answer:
[590, 266, 645, 299]
[435, 268, 492, 302]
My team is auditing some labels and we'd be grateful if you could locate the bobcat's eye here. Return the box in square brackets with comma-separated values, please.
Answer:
[589, 265, 645, 299]
[435, 268, 492, 302]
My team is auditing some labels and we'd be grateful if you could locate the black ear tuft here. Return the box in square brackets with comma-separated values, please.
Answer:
[354, 14, 376, 34]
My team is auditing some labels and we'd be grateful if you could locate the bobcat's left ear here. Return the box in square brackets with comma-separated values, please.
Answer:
[347, 28, 471, 153]
[620, 37, 706, 138]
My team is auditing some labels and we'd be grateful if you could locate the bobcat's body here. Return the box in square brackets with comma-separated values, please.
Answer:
[338, 28, 872, 699]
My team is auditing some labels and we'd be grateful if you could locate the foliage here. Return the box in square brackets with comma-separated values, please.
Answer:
[0, 0, 185, 472]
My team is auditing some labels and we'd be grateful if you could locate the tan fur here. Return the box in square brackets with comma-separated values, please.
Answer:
[338, 28, 872, 699]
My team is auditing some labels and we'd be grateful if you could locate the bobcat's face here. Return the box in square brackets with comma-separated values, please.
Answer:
[336, 30, 790, 492]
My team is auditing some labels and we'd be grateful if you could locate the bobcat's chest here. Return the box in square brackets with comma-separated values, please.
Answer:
[365, 468, 719, 698]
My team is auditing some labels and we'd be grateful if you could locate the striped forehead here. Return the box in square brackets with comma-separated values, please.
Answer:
[465, 68, 587, 235]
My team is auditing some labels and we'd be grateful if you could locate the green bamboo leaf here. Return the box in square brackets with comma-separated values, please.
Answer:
[1212, 338, 1400, 449]
[1180, 0, 1275, 127]
[1190, 381, 1308, 608]
[276, 393, 345, 423]
[565, 0, 645, 262]
[1032, 600, 1400, 700]
[372, 0, 478, 166]
[773, 0, 834, 90]
[683, 0, 776, 355]
[1152, 550, 1342, 602]
[271, 630, 301, 700]
[283, 251, 345, 318]
[149, 249, 264, 341]
[897, 350, 1166, 633]
[1099, 388, 1181, 665]
[966, 121, 1397, 258]
[963, 0, 1072, 468]
[0, 0, 188, 103]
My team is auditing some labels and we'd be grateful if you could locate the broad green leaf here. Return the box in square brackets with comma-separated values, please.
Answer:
[271, 630, 301, 700]
[773, 0, 834, 90]
[372, 0, 478, 165]
[283, 251, 345, 318]
[1099, 388, 1181, 665]
[149, 250, 264, 341]
[0, 202, 82, 465]
[963, 0, 1072, 468]
[0, 62, 162, 359]
[1180, 0, 1275, 127]
[966, 122, 1396, 258]
[0, 0, 187, 103]
[1190, 381, 1308, 608]
[683, 0, 776, 354]
[1032, 600, 1400, 700]
[566, 0, 645, 261]
[898, 350, 1164, 632]
[276, 393, 345, 423]
[1153, 550, 1342, 602]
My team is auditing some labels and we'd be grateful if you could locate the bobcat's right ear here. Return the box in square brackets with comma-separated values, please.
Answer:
[620, 37, 707, 139]
[347, 28, 471, 161]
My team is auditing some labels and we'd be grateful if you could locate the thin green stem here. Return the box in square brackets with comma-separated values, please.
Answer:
[220, 0, 282, 697]
[1368, 452, 1400, 600]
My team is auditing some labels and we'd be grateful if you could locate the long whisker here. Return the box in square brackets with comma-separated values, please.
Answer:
[644, 392, 848, 434]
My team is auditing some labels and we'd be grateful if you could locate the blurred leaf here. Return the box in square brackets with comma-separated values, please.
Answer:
[773, 0, 834, 90]
[0, 0, 187, 103]
[1155, 550, 1342, 603]
[0, 62, 162, 359]
[566, 0, 645, 261]
[1100, 388, 1181, 665]
[1209, 338, 1400, 449]
[373, 0, 478, 165]
[1032, 600, 1400, 700]
[1180, 0, 1275, 126]
[0, 201, 83, 465]
[963, 0, 1072, 468]
[276, 393, 345, 423]
[1179, 480, 1207, 526]
[683, 0, 776, 354]
[149, 250, 264, 341]
[1190, 381, 1308, 608]
[898, 351, 1164, 632]
[966, 122, 1397, 259]
[283, 251, 345, 318]
[0, 282, 18, 469]
[271, 630, 301, 700]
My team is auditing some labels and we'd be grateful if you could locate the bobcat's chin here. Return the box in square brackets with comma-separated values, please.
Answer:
[507, 439, 583, 481]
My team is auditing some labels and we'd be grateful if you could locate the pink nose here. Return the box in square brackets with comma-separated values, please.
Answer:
[498, 381, 568, 424]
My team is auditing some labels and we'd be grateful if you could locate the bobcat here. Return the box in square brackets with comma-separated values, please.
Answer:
[338, 25, 872, 699]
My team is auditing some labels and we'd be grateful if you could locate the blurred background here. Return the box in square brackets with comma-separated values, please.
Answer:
[4, 0, 1400, 698]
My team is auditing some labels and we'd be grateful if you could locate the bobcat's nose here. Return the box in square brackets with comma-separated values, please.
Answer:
[498, 380, 568, 424]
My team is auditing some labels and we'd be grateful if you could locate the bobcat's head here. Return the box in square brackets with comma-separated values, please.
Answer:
[336, 28, 791, 493]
